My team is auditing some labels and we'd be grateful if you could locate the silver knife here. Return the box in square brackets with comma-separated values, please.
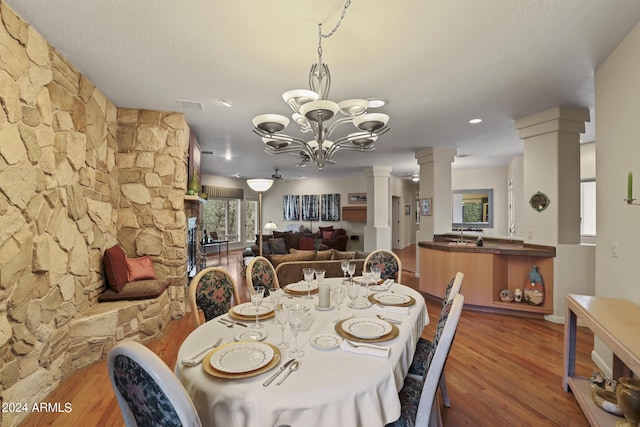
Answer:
[222, 318, 247, 328]
[262, 359, 295, 387]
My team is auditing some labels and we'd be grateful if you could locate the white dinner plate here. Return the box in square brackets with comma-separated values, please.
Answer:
[352, 276, 383, 285]
[341, 317, 392, 339]
[286, 282, 319, 292]
[372, 293, 411, 305]
[310, 334, 342, 350]
[369, 283, 393, 292]
[210, 341, 274, 373]
[234, 329, 267, 342]
[233, 302, 273, 317]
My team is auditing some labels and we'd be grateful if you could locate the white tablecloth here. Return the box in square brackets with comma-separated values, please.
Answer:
[176, 280, 428, 427]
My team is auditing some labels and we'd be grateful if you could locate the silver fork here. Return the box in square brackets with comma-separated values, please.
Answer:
[345, 340, 389, 351]
[181, 338, 223, 367]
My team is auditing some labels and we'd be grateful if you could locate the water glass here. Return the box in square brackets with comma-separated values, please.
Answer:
[371, 266, 381, 284]
[341, 259, 349, 278]
[303, 268, 315, 299]
[288, 304, 306, 358]
[347, 280, 360, 317]
[270, 287, 283, 307]
[347, 262, 356, 280]
[331, 283, 347, 323]
[249, 286, 265, 329]
[274, 304, 289, 348]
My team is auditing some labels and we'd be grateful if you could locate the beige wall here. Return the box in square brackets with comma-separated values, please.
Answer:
[593, 19, 640, 375]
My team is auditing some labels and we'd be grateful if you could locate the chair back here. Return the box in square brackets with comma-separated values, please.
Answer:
[188, 267, 240, 327]
[246, 256, 280, 293]
[364, 249, 402, 283]
[415, 294, 464, 426]
[108, 341, 202, 427]
[443, 272, 464, 305]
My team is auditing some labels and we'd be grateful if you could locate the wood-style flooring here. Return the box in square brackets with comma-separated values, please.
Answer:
[20, 245, 594, 426]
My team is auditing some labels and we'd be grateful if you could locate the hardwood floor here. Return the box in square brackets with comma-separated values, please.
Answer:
[20, 246, 594, 426]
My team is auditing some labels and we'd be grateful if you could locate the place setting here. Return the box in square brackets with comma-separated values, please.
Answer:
[368, 291, 416, 307]
[334, 317, 397, 357]
[228, 286, 275, 328]
[201, 340, 282, 379]
[283, 268, 320, 298]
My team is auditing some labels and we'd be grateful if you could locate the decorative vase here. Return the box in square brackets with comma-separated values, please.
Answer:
[524, 265, 544, 306]
[616, 377, 640, 425]
[188, 169, 199, 194]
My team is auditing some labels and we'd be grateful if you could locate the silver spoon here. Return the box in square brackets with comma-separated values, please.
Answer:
[218, 320, 233, 328]
[276, 360, 299, 385]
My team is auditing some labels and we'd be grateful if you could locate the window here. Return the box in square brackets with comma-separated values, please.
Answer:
[245, 200, 257, 243]
[203, 199, 240, 243]
[580, 180, 596, 236]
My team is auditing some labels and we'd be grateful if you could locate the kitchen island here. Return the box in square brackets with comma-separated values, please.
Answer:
[419, 234, 555, 316]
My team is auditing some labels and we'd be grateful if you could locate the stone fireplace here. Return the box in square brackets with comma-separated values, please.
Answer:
[0, 4, 190, 425]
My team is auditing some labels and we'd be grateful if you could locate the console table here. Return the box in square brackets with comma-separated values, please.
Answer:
[200, 240, 229, 268]
[563, 294, 640, 426]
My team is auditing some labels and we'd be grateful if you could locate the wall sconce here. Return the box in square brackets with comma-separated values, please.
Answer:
[247, 179, 274, 256]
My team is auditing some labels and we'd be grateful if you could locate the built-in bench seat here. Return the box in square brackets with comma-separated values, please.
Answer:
[68, 287, 170, 371]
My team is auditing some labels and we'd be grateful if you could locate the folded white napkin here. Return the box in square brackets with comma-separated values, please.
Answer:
[374, 305, 410, 316]
[340, 340, 390, 358]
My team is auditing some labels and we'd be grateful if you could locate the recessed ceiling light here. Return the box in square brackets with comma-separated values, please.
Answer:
[368, 98, 388, 108]
[219, 98, 234, 108]
[469, 118, 482, 124]
[176, 99, 204, 110]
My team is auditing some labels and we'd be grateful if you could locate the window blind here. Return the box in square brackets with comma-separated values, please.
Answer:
[202, 185, 244, 200]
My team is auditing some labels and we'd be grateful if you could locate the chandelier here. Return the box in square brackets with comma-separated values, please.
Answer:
[251, 1, 390, 171]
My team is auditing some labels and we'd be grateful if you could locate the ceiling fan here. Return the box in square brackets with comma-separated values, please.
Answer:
[271, 168, 284, 181]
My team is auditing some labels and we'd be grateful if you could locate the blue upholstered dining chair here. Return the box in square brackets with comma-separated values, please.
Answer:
[246, 256, 280, 294]
[364, 249, 402, 283]
[188, 267, 241, 327]
[386, 294, 465, 427]
[108, 341, 202, 427]
[407, 272, 464, 408]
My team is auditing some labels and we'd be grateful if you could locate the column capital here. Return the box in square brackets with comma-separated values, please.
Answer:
[364, 166, 392, 178]
[515, 106, 590, 140]
[415, 147, 457, 165]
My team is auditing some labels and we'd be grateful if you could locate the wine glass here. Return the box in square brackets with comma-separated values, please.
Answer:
[303, 268, 315, 299]
[274, 304, 289, 348]
[347, 280, 360, 318]
[362, 271, 372, 297]
[331, 283, 347, 323]
[347, 262, 356, 281]
[270, 287, 283, 307]
[288, 304, 306, 358]
[341, 259, 349, 278]
[249, 286, 265, 329]
[371, 266, 381, 285]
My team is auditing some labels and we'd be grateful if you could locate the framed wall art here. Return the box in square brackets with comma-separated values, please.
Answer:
[420, 197, 432, 216]
[321, 193, 340, 221]
[283, 195, 300, 221]
[301, 195, 319, 221]
[348, 193, 367, 204]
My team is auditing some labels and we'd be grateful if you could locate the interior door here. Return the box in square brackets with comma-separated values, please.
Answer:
[392, 196, 401, 249]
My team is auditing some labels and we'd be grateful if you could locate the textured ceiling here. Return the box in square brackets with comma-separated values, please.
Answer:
[6, 0, 640, 181]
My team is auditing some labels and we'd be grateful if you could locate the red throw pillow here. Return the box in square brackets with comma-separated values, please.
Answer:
[126, 256, 158, 282]
[299, 237, 316, 251]
[322, 230, 334, 240]
[103, 246, 129, 292]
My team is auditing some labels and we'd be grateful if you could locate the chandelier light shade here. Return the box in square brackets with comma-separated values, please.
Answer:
[251, 1, 390, 171]
[247, 178, 274, 257]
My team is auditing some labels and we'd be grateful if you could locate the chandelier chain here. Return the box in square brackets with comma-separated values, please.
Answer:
[317, 0, 351, 60]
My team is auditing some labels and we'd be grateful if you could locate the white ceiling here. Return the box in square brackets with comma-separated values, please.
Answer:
[7, 0, 640, 181]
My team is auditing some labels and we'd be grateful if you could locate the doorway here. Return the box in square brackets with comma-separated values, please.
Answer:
[392, 196, 401, 249]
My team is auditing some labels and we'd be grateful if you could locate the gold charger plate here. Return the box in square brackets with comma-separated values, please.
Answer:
[352, 277, 384, 285]
[202, 341, 281, 379]
[368, 293, 416, 307]
[283, 283, 319, 296]
[228, 305, 275, 321]
[334, 318, 399, 343]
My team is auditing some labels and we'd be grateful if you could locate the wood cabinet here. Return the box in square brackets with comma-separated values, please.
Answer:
[419, 242, 555, 316]
[342, 206, 366, 222]
[564, 295, 640, 425]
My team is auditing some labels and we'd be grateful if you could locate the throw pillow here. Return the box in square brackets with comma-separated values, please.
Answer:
[332, 250, 355, 260]
[126, 256, 158, 282]
[316, 249, 334, 261]
[283, 232, 300, 251]
[318, 226, 334, 233]
[298, 237, 316, 251]
[270, 251, 316, 266]
[322, 230, 334, 240]
[269, 237, 287, 254]
[103, 245, 129, 292]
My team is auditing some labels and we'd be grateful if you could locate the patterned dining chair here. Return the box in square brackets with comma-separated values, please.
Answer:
[188, 267, 241, 327]
[407, 272, 464, 408]
[246, 256, 280, 294]
[364, 249, 403, 283]
[108, 341, 202, 427]
[386, 294, 465, 427]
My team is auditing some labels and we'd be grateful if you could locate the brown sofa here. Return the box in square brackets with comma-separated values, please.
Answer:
[251, 231, 329, 256]
[272, 249, 368, 286]
[318, 226, 348, 251]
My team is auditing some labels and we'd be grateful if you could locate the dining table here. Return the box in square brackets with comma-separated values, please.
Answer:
[175, 277, 428, 427]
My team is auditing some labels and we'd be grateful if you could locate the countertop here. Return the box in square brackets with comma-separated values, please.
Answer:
[418, 234, 556, 257]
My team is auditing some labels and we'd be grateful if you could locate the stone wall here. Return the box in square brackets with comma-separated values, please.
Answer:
[0, 4, 189, 426]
